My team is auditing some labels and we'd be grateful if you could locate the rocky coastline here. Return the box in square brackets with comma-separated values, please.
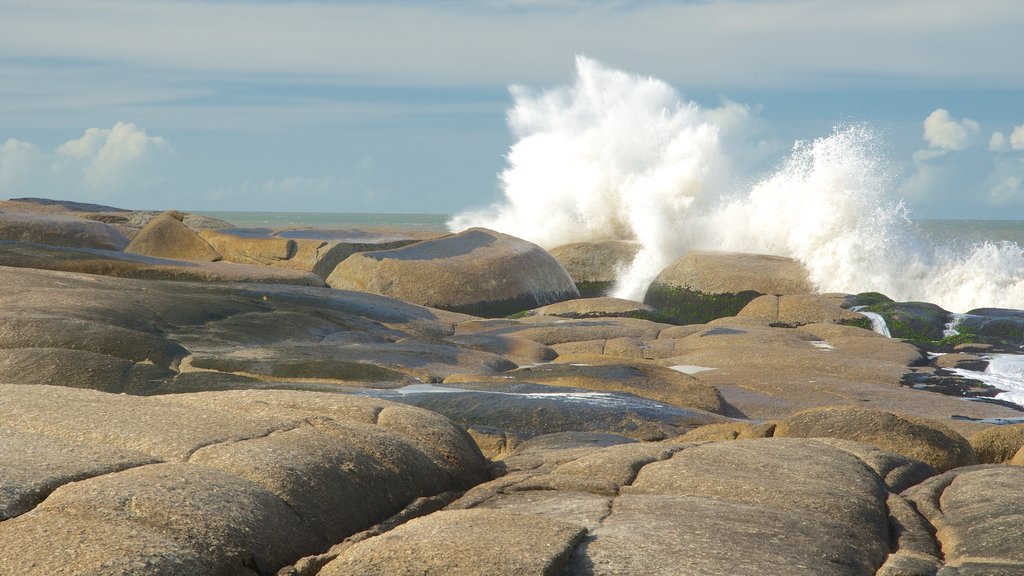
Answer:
[2, 198, 1023, 575]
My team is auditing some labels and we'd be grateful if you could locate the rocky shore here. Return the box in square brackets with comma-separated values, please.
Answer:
[2, 198, 1023, 575]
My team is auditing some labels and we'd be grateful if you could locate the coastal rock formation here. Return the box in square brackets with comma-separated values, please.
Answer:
[959, 308, 1024, 349]
[854, 300, 952, 342]
[969, 423, 1024, 464]
[774, 406, 977, 473]
[0, 385, 488, 574]
[0, 241, 324, 286]
[306, 434, 941, 576]
[738, 293, 869, 328]
[902, 465, 1024, 573]
[644, 251, 813, 324]
[0, 210, 129, 251]
[548, 240, 640, 297]
[124, 210, 222, 262]
[524, 296, 661, 321]
[327, 227, 580, 317]
[199, 227, 437, 279]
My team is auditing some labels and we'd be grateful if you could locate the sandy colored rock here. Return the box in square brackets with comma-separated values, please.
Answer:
[0, 210, 129, 250]
[319, 509, 586, 576]
[969, 423, 1024, 464]
[676, 421, 777, 442]
[0, 385, 488, 575]
[456, 315, 671, 346]
[526, 296, 659, 320]
[445, 358, 728, 415]
[547, 240, 640, 297]
[327, 227, 579, 317]
[0, 240, 325, 286]
[739, 293, 869, 327]
[644, 251, 813, 324]
[903, 465, 1024, 570]
[199, 227, 295, 264]
[124, 211, 221, 261]
[774, 406, 977, 472]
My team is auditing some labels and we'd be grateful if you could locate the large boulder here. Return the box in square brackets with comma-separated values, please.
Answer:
[548, 240, 640, 297]
[327, 228, 580, 317]
[969, 423, 1024, 464]
[0, 211, 129, 251]
[644, 251, 813, 324]
[0, 385, 487, 574]
[738, 294, 870, 328]
[958, 308, 1024, 349]
[858, 300, 952, 342]
[124, 210, 221, 262]
[774, 406, 977, 472]
[524, 296, 662, 321]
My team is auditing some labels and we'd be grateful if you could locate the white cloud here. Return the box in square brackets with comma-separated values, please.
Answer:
[922, 109, 979, 152]
[1011, 125, 1024, 151]
[0, 123, 171, 203]
[990, 131, 1010, 152]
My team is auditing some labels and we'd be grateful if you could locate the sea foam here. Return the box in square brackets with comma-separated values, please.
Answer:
[450, 56, 1024, 312]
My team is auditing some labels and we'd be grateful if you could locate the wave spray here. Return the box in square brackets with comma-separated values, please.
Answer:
[449, 57, 1024, 312]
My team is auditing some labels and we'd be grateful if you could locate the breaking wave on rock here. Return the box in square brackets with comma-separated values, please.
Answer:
[449, 56, 1024, 313]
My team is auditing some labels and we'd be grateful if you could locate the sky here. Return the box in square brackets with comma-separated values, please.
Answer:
[1, 0, 1024, 218]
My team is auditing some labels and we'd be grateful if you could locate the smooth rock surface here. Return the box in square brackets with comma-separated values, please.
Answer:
[328, 227, 580, 317]
[124, 211, 222, 262]
[548, 240, 640, 297]
[0, 210, 129, 250]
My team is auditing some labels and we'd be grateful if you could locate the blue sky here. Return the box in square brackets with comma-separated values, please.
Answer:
[2, 0, 1024, 218]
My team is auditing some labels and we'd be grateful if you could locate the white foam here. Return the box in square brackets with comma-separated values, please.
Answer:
[851, 308, 892, 338]
[670, 364, 716, 375]
[951, 353, 1024, 407]
[450, 57, 1024, 313]
[808, 341, 834, 350]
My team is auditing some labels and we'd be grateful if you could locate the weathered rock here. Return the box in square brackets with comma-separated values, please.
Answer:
[738, 293, 870, 328]
[959, 308, 1024, 350]
[327, 227, 580, 317]
[0, 210, 129, 250]
[0, 241, 325, 286]
[124, 210, 221, 262]
[319, 509, 586, 576]
[525, 296, 661, 321]
[547, 240, 640, 297]
[456, 315, 671, 346]
[644, 251, 813, 324]
[445, 358, 728, 415]
[0, 385, 487, 574]
[774, 406, 977, 472]
[676, 421, 777, 442]
[368, 382, 727, 442]
[903, 465, 1024, 572]
[969, 423, 1024, 464]
[860, 300, 952, 342]
[933, 352, 989, 372]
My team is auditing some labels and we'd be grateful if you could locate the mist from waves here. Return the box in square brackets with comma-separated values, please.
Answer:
[448, 57, 1024, 313]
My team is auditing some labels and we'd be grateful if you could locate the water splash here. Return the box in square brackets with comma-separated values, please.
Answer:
[450, 57, 1024, 312]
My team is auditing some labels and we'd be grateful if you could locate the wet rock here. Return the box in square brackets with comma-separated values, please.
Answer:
[327, 228, 579, 317]
[644, 251, 813, 324]
[958, 308, 1024, 350]
[445, 358, 729, 415]
[547, 240, 640, 297]
[524, 296, 661, 321]
[860, 300, 952, 342]
[124, 210, 221, 262]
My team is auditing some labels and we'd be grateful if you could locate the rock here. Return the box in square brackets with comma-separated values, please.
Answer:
[969, 423, 1024, 463]
[958, 308, 1024, 350]
[738, 293, 870, 328]
[198, 228, 295, 264]
[319, 509, 586, 576]
[644, 251, 813, 324]
[860, 300, 952, 342]
[0, 240, 325, 286]
[0, 211, 129, 250]
[0, 347, 174, 394]
[676, 421, 777, 442]
[774, 406, 977, 472]
[456, 315, 671, 346]
[432, 436, 903, 576]
[368, 382, 727, 442]
[547, 240, 640, 297]
[327, 228, 580, 317]
[445, 358, 729, 415]
[124, 211, 221, 262]
[0, 385, 487, 574]
[933, 352, 989, 372]
[525, 296, 661, 321]
[903, 465, 1024, 572]
[446, 334, 558, 366]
